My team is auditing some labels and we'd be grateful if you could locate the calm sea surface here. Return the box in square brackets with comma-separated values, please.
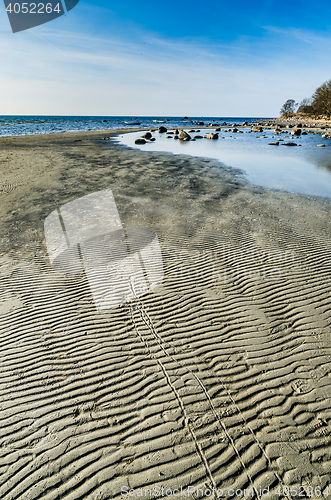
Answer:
[1, 115, 331, 198]
[0, 115, 256, 137]
[118, 126, 331, 199]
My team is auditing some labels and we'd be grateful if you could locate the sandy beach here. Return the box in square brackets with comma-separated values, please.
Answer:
[1, 129, 331, 500]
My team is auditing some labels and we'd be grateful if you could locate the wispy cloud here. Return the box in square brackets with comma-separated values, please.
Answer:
[0, 15, 330, 116]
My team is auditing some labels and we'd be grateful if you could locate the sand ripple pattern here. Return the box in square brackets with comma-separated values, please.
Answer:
[1, 139, 331, 500]
[1, 220, 331, 500]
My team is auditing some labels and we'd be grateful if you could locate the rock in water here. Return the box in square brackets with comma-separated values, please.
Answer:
[282, 142, 297, 146]
[205, 133, 219, 140]
[268, 141, 280, 145]
[178, 131, 191, 141]
[141, 132, 152, 139]
[252, 126, 263, 132]
[158, 126, 167, 133]
[135, 138, 146, 144]
[291, 129, 301, 136]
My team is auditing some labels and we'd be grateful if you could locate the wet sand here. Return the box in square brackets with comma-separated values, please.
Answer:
[1, 129, 331, 499]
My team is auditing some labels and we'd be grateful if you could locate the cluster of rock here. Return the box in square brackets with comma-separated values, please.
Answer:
[135, 126, 221, 144]
[132, 118, 331, 147]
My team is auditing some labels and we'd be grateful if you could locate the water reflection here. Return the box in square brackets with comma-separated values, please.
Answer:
[119, 129, 331, 199]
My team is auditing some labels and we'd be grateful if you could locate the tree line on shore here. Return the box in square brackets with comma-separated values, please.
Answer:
[280, 79, 331, 118]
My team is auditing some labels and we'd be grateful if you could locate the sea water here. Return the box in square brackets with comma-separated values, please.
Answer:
[118, 127, 331, 198]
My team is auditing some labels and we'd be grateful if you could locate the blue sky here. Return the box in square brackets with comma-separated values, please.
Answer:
[1, 0, 331, 116]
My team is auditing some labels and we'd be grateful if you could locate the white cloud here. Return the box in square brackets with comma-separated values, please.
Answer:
[0, 22, 331, 115]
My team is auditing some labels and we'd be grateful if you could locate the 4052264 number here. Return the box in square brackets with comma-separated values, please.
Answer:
[5, 3, 61, 14]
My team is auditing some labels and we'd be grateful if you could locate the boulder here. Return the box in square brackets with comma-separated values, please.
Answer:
[242, 121, 248, 126]
[158, 126, 167, 133]
[274, 128, 282, 134]
[317, 144, 326, 147]
[197, 121, 204, 125]
[269, 141, 280, 146]
[194, 135, 204, 139]
[282, 142, 297, 146]
[205, 133, 219, 140]
[174, 135, 179, 140]
[232, 128, 239, 132]
[178, 131, 191, 141]
[252, 126, 263, 132]
[150, 138, 156, 141]
[215, 127, 221, 131]
[173, 129, 179, 134]
[141, 132, 152, 139]
[135, 138, 146, 144]
[291, 129, 301, 136]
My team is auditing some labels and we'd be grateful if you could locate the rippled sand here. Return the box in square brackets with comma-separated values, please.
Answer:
[1, 130, 331, 499]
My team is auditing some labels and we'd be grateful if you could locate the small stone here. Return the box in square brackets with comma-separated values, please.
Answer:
[317, 144, 326, 147]
[178, 131, 191, 141]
